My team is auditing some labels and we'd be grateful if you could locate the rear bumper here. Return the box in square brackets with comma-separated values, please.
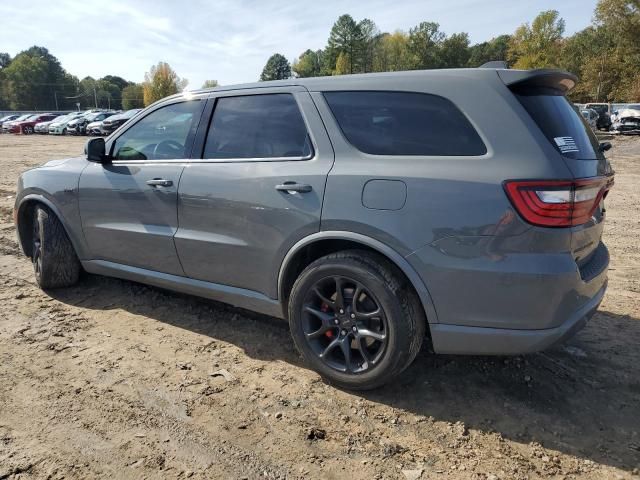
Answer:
[429, 280, 605, 355]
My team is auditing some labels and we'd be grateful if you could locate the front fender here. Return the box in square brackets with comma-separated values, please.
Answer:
[15, 158, 89, 259]
[278, 231, 439, 324]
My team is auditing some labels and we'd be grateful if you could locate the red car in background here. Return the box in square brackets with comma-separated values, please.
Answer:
[8, 113, 57, 134]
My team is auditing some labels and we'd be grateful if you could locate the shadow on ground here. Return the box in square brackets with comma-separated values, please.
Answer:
[51, 273, 640, 472]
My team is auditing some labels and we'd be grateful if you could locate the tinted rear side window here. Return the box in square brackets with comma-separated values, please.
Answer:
[204, 94, 312, 159]
[515, 92, 601, 160]
[323, 91, 486, 156]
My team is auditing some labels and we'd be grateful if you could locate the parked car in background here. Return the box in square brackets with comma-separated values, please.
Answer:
[68, 111, 118, 135]
[581, 108, 598, 130]
[2, 114, 34, 133]
[14, 68, 614, 389]
[584, 103, 612, 130]
[86, 120, 107, 135]
[34, 114, 70, 134]
[0, 114, 21, 131]
[612, 106, 640, 134]
[99, 109, 142, 135]
[9, 113, 58, 134]
[49, 113, 85, 135]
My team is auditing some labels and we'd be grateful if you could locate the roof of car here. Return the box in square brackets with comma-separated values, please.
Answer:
[186, 67, 573, 95]
[148, 67, 576, 111]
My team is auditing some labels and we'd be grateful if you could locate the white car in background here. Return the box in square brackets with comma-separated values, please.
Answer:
[48, 113, 85, 135]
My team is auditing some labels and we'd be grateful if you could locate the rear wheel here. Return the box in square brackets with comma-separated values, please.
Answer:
[23, 126, 34, 134]
[32, 205, 80, 289]
[288, 250, 425, 390]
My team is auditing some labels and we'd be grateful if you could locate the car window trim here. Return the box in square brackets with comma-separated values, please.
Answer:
[194, 89, 316, 163]
[107, 97, 205, 163]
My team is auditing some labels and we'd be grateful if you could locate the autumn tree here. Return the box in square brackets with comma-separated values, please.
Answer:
[508, 10, 565, 69]
[143, 62, 188, 106]
[372, 32, 412, 72]
[293, 49, 325, 77]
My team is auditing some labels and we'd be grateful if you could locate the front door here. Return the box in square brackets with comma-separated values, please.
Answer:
[175, 89, 334, 298]
[79, 99, 205, 276]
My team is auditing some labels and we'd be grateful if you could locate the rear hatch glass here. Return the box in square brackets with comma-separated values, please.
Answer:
[513, 88, 611, 268]
[514, 91, 603, 161]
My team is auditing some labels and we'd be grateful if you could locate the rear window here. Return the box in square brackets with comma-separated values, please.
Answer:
[323, 91, 487, 156]
[515, 92, 602, 160]
[204, 94, 312, 159]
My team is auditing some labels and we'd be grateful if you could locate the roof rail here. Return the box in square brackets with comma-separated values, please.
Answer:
[479, 61, 508, 69]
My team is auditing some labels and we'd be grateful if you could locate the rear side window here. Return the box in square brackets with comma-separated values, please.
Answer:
[323, 91, 486, 156]
[204, 94, 312, 159]
[515, 92, 601, 160]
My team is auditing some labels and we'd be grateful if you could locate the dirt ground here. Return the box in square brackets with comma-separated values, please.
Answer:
[0, 133, 638, 480]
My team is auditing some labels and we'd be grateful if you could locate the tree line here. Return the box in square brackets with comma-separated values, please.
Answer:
[1, 0, 636, 110]
[260, 0, 639, 103]
[0, 48, 219, 111]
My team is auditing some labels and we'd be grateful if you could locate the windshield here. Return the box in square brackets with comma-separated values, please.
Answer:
[516, 93, 602, 160]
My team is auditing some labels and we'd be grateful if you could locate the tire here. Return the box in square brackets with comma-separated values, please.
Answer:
[288, 250, 425, 390]
[31, 205, 80, 289]
[23, 126, 33, 134]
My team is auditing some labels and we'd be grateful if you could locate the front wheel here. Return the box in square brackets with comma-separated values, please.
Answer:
[23, 126, 34, 134]
[32, 205, 80, 289]
[288, 250, 425, 390]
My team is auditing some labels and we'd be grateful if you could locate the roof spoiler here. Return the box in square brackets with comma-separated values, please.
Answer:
[498, 69, 578, 94]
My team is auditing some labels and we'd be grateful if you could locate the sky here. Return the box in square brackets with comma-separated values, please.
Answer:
[0, 0, 599, 88]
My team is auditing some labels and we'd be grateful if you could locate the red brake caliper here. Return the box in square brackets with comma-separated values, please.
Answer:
[321, 303, 334, 338]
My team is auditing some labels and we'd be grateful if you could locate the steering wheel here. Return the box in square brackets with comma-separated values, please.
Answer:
[153, 139, 184, 159]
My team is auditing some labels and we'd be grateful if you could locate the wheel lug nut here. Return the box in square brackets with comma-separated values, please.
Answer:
[334, 319, 339, 324]
[339, 309, 344, 314]
[350, 313, 355, 319]
[352, 326, 357, 332]
[341, 329, 347, 336]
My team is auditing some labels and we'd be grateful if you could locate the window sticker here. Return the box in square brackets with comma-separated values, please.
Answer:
[554, 136, 579, 153]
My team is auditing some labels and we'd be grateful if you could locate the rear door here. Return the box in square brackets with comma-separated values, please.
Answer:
[175, 87, 334, 298]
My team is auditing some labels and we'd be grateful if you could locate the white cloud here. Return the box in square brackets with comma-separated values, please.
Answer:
[0, 0, 598, 88]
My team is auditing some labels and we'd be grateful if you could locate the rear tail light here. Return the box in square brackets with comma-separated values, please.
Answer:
[504, 176, 614, 227]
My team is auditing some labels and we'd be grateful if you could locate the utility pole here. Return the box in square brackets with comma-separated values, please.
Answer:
[54, 91, 59, 111]
[93, 88, 98, 108]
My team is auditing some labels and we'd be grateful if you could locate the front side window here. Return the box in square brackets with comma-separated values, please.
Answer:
[203, 94, 312, 159]
[112, 101, 202, 161]
[324, 91, 487, 156]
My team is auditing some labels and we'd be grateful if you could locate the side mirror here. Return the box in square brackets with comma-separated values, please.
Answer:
[85, 137, 108, 163]
[599, 142, 612, 152]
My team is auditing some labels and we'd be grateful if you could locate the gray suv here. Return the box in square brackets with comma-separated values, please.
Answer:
[14, 67, 614, 389]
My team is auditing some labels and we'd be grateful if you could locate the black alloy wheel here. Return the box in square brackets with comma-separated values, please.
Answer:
[301, 275, 389, 374]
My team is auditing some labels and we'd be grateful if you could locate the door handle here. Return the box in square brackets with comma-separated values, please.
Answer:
[146, 178, 173, 187]
[275, 182, 312, 193]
